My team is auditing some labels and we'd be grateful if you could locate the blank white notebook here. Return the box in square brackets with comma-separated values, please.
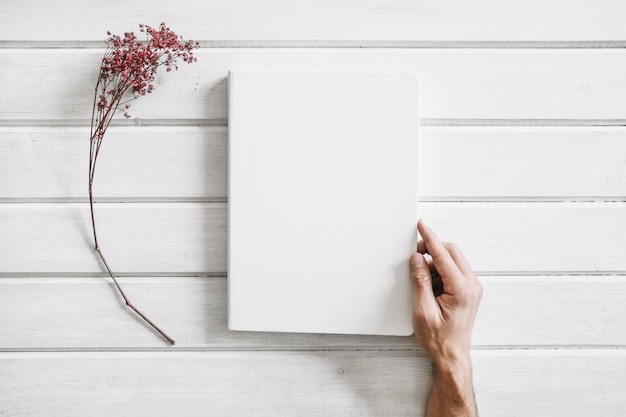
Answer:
[228, 70, 419, 336]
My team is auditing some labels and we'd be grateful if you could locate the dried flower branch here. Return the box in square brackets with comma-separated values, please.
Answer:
[89, 23, 199, 344]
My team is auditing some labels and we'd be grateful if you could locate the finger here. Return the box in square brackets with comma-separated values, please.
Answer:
[417, 239, 438, 280]
[421, 258, 444, 296]
[409, 253, 439, 312]
[420, 238, 473, 291]
[441, 242, 473, 277]
[417, 220, 463, 286]
[417, 239, 426, 254]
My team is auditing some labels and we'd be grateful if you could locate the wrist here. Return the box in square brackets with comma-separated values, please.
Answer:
[431, 352, 472, 375]
[428, 354, 478, 417]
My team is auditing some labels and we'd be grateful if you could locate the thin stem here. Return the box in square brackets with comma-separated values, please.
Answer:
[89, 107, 175, 347]
[88, 180, 99, 250]
[88, 151, 175, 344]
[95, 247, 176, 345]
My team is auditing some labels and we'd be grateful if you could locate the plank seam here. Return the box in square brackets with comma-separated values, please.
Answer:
[419, 197, 626, 203]
[1, 271, 625, 278]
[0, 197, 228, 204]
[2, 40, 626, 49]
[3, 197, 626, 204]
[2, 119, 626, 128]
[0, 272, 228, 278]
[0, 346, 624, 353]
[0, 119, 228, 128]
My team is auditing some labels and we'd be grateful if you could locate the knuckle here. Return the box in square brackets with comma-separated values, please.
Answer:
[454, 280, 483, 304]
[445, 242, 462, 256]
[467, 280, 483, 302]
[413, 309, 430, 325]
[452, 284, 469, 301]
[413, 307, 427, 322]
[414, 306, 437, 325]
[411, 272, 431, 287]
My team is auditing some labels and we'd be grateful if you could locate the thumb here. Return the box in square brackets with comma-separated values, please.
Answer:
[410, 253, 438, 309]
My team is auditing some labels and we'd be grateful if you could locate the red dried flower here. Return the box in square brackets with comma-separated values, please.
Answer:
[88, 23, 199, 345]
[93, 22, 198, 123]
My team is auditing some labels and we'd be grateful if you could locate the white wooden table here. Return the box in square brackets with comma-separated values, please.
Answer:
[1, 1, 625, 415]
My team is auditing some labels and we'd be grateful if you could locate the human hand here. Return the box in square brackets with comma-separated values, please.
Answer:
[410, 220, 482, 370]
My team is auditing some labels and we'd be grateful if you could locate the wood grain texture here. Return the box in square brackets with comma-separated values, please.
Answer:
[0, 126, 228, 199]
[3, 50, 626, 121]
[2, 126, 626, 200]
[1, 203, 624, 274]
[0, 203, 227, 274]
[2, 1, 626, 414]
[2, 0, 625, 42]
[421, 202, 626, 273]
[419, 127, 626, 199]
[0, 277, 624, 349]
[1, 350, 624, 417]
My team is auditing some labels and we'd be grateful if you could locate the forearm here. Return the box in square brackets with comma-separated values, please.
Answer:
[425, 358, 478, 417]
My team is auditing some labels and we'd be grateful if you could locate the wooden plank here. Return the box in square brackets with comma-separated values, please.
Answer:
[1, 350, 624, 417]
[0, 203, 227, 274]
[419, 127, 626, 199]
[2, 126, 626, 200]
[2, 50, 626, 121]
[2, 0, 625, 42]
[420, 202, 626, 273]
[473, 350, 626, 417]
[0, 126, 228, 199]
[0, 277, 624, 349]
[475, 277, 626, 347]
[1, 203, 625, 274]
